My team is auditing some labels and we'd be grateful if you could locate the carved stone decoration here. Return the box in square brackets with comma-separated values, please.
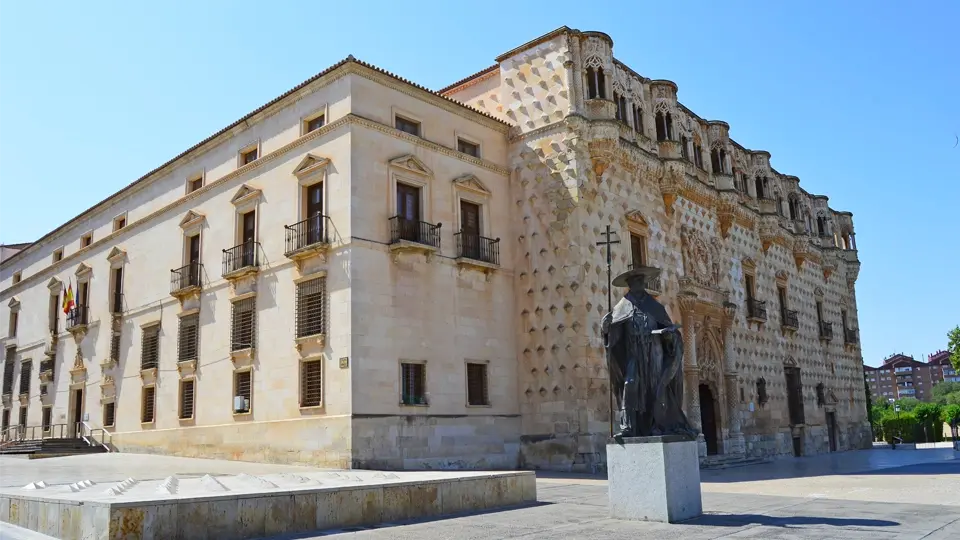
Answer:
[793, 237, 809, 270]
[680, 226, 722, 289]
[697, 330, 722, 385]
[659, 168, 681, 217]
[717, 203, 736, 239]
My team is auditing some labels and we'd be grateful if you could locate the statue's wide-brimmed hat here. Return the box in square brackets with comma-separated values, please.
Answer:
[612, 266, 662, 287]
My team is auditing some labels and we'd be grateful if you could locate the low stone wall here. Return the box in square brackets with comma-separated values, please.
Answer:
[110, 415, 353, 468]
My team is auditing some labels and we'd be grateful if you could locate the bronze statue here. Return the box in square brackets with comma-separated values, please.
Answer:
[602, 266, 697, 439]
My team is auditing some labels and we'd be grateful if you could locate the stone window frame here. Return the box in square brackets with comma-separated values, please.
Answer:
[452, 174, 492, 239]
[186, 170, 205, 194]
[293, 155, 329, 224]
[52, 247, 64, 264]
[299, 355, 324, 410]
[741, 257, 758, 301]
[232, 368, 253, 416]
[74, 262, 93, 322]
[102, 400, 116, 428]
[7, 297, 20, 338]
[464, 359, 491, 408]
[389, 159, 433, 227]
[399, 359, 428, 407]
[79, 231, 94, 249]
[41, 405, 52, 433]
[230, 184, 262, 249]
[625, 211, 650, 269]
[112, 213, 128, 232]
[178, 377, 196, 422]
[140, 384, 156, 425]
[392, 106, 424, 138]
[300, 104, 328, 136]
[238, 141, 261, 168]
[455, 131, 482, 159]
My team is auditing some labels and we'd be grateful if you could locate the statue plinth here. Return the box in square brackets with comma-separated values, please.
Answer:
[607, 436, 702, 523]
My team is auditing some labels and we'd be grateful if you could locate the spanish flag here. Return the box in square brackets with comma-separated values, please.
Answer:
[62, 281, 75, 314]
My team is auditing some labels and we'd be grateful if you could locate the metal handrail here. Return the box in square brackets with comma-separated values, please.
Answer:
[747, 299, 767, 320]
[171, 262, 202, 293]
[78, 421, 112, 452]
[454, 232, 500, 265]
[819, 321, 833, 340]
[389, 216, 441, 248]
[781, 308, 799, 328]
[66, 305, 88, 329]
[222, 241, 260, 275]
[284, 215, 330, 254]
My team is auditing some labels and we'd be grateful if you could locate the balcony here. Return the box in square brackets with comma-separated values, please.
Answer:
[389, 216, 441, 261]
[39, 358, 55, 382]
[222, 242, 260, 279]
[455, 232, 500, 270]
[781, 308, 799, 331]
[284, 215, 331, 262]
[818, 321, 833, 341]
[844, 328, 859, 346]
[170, 263, 202, 298]
[747, 299, 767, 323]
[66, 306, 88, 332]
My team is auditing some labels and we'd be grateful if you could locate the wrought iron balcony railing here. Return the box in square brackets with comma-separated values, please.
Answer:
[455, 232, 500, 265]
[747, 299, 767, 321]
[389, 216, 441, 249]
[781, 308, 799, 329]
[222, 242, 260, 276]
[818, 321, 833, 340]
[844, 328, 859, 345]
[170, 263, 202, 294]
[284, 215, 330, 255]
[66, 305, 88, 330]
[39, 358, 55, 377]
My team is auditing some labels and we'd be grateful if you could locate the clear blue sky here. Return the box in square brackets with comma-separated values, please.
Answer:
[1, 1, 957, 365]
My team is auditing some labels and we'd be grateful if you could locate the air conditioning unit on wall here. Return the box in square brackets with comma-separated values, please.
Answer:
[233, 396, 249, 413]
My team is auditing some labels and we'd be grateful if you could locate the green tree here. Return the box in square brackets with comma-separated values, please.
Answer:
[949, 325, 960, 371]
[931, 381, 960, 405]
[896, 397, 920, 412]
[914, 403, 943, 442]
[942, 404, 960, 426]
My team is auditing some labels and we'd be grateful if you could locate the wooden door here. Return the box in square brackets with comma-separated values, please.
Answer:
[241, 211, 256, 266]
[460, 200, 481, 259]
[396, 184, 420, 241]
[306, 183, 323, 244]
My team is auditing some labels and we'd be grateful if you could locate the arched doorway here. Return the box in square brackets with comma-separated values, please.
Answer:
[699, 384, 720, 455]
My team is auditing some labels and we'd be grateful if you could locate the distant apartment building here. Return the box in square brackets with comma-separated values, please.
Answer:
[864, 351, 959, 402]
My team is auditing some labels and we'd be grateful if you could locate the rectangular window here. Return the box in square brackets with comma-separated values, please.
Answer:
[19, 407, 27, 427]
[745, 274, 756, 300]
[300, 360, 322, 407]
[19, 360, 31, 396]
[53, 249, 63, 263]
[457, 138, 480, 158]
[12, 271, 21, 284]
[179, 379, 195, 420]
[81, 233, 93, 248]
[816, 301, 824, 324]
[466, 363, 489, 406]
[396, 183, 421, 222]
[8, 311, 17, 337]
[103, 402, 116, 427]
[42, 406, 52, 432]
[240, 147, 258, 165]
[231, 298, 256, 351]
[111, 267, 124, 314]
[1, 409, 8, 431]
[632, 106, 644, 134]
[49, 292, 60, 334]
[141, 386, 156, 423]
[3, 350, 15, 395]
[841, 309, 848, 333]
[113, 215, 127, 231]
[296, 278, 325, 339]
[188, 176, 203, 193]
[234, 370, 252, 413]
[630, 234, 647, 268]
[178, 314, 199, 362]
[141, 325, 160, 369]
[400, 362, 426, 405]
[395, 115, 421, 136]
[777, 286, 787, 312]
[305, 114, 325, 133]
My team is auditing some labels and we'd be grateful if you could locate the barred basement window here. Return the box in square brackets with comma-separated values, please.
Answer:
[110, 332, 121, 363]
[178, 314, 200, 361]
[466, 363, 489, 406]
[400, 362, 426, 405]
[234, 371, 252, 413]
[300, 360, 322, 407]
[19, 360, 31, 396]
[231, 298, 256, 351]
[141, 386, 156, 423]
[141, 325, 160, 369]
[42, 406, 52, 432]
[103, 402, 116, 427]
[295, 278, 325, 338]
[179, 379, 195, 419]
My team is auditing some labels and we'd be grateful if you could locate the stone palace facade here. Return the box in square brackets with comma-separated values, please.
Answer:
[0, 27, 870, 470]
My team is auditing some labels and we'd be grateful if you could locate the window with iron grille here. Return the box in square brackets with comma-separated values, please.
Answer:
[234, 371, 252, 413]
[466, 363, 489, 406]
[180, 379, 195, 419]
[231, 298, 256, 351]
[18, 407, 27, 427]
[19, 360, 31, 396]
[141, 386, 156, 423]
[300, 360, 322, 407]
[110, 331, 121, 363]
[400, 363, 426, 405]
[296, 278, 325, 338]
[2, 349, 14, 395]
[103, 402, 116, 427]
[178, 314, 200, 362]
[42, 406, 52, 432]
[141, 325, 160, 369]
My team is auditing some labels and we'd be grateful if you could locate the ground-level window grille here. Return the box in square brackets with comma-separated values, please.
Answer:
[231, 298, 256, 351]
[180, 379, 195, 419]
[141, 325, 160, 369]
[295, 278, 325, 338]
[103, 402, 116, 427]
[141, 387, 156, 423]
[42, 407, 52, 432]
[110, 331, 121, 362]
[234, 371, 252, 413]
[300, 360, 322, 407]
[19, 407, 28, 427]
[466, 363, 489, 406]
[19, 360, 31, 396]
[400, 363, 426, 405]
[178, 314, 200, 362]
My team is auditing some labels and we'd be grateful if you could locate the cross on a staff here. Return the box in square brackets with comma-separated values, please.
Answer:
[597, 225, 620, 437]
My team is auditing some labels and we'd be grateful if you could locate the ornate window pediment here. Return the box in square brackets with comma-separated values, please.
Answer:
[46, 277, 61, 292]
[179, 211, 206, 230]
[783, 355, 798, 368]
[775, 270, 789, 284]
[106, 247, 126, 266]
[741, 257, 757, 271]
[452, 174, 490, 196]
[75, 263, 92, 279]
[8, 297, 20, 311]
[814, 286, 824, 297]
[625, 210, 649, 228]
[293, 154, 330, 180]
[389, 154, 432, 177]
[230, 184, 262, 207]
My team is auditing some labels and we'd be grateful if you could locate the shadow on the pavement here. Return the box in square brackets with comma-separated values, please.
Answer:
[685, 513, 899, 528]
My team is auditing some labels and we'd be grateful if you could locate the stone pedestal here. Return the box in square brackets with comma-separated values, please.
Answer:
[607, 435, 702, 523]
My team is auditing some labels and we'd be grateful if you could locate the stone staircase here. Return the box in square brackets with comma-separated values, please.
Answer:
[699, 453, 768, 470]
[0, 436, 108, 456]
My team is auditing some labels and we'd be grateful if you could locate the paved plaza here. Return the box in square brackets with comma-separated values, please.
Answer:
[1, 448, 958, 539]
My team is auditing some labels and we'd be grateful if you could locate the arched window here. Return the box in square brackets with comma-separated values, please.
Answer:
[788, 195, 800, 220]
[586, 67, 606, 99]
[655, 111, 673, 141]
[693, 143, 704, 169]
[632, 105, 644, 134]
[777, 196, 785, 216]
[755, 175, 767, 199]
[710, 148, 724, 174]
[817, 216, 827, 237]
